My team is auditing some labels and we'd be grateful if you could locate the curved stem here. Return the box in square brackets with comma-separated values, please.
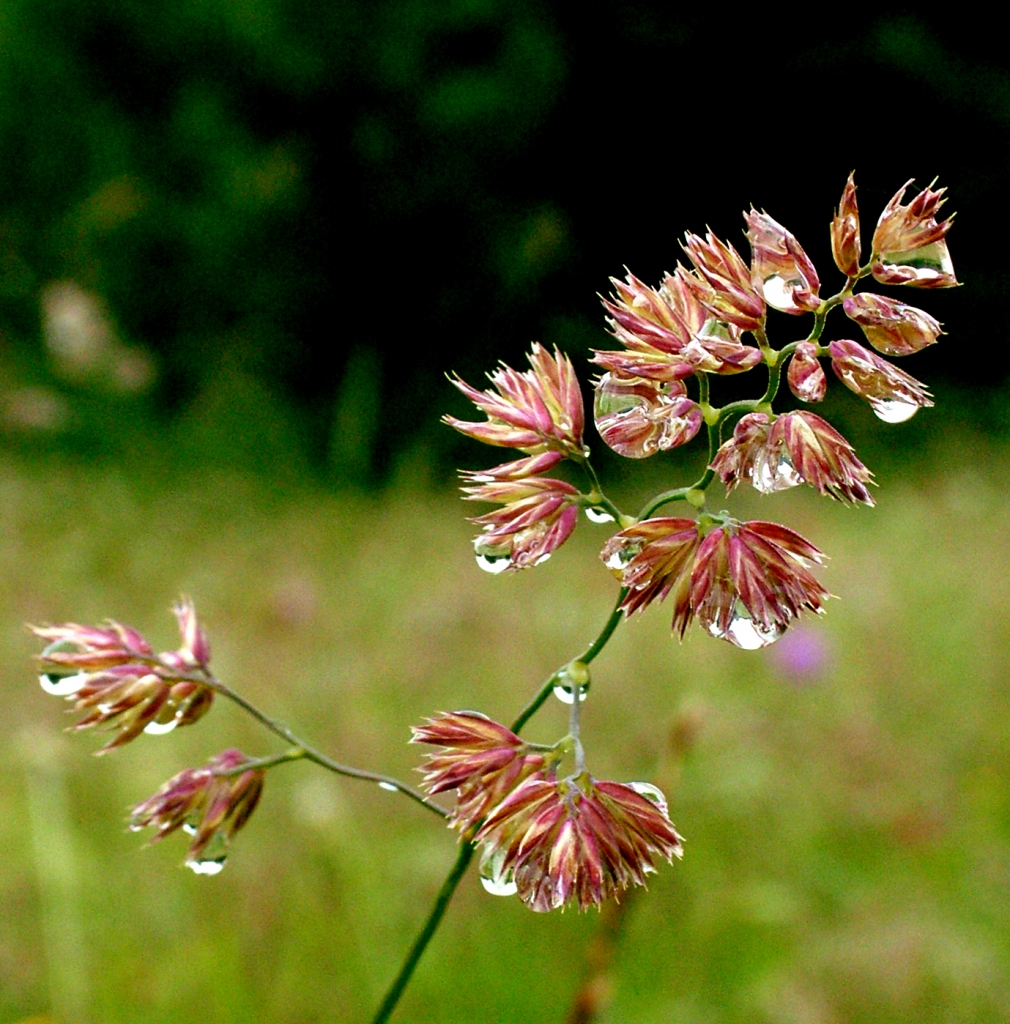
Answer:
[369, 842, 476, 1024]
[210, 677, 445, 818]
[569, 679, 586, 775]
[580, 458, 627, 524]
[155, 665, 447, 820]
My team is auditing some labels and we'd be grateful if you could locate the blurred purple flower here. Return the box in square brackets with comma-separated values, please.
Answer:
[770, 624, 830, 682]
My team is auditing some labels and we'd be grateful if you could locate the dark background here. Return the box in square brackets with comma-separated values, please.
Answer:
[0, 3, 1004, 480]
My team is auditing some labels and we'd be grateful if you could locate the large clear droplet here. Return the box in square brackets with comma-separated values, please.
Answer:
[552, 682, 589, 705]
[707, 603, 784, 650]
[377, 781, 398, 792]
[752, 450, 802, 494]
[594, 374, 696, 459]
[474, 537, 511, 574]
[478, 848, 517, 897]
[879, 241, 955, 285]
[627, 781, 669, 815]
[760, 274, 803, 313]
[868, 397, 919, 424]
[584, 507, 615, 524]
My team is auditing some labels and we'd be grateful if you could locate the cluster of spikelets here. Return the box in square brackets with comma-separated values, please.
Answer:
[32, 601, 265, 874]
[412, 711, 684, 912]
[30, 174, 957, 919]
[444, 174, 955, 646]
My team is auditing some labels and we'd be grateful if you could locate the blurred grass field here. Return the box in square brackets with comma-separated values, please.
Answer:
[2, 432, 1010, 1024]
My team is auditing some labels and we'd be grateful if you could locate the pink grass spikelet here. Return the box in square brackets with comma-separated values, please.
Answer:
[787, 342, 827, 403]
[711, 411, 874, 506]
[130, 749, 264, 875]
[444, 344, 586, 457]
[601, 517, 701, 634]
[601, 268, 707, 359]
[411, 711, 552, 831]
[842, 293, 942, 357]
[831, 172, 862, 278]
[829, 339, 934, 423]
[690, 520, 830, 648]
[463, 471, 579, 572]
[32, 605, 215, 752]
[745, 209, 821, 314]
[871, 179, 958, 289]
[681, 231, 766, 331]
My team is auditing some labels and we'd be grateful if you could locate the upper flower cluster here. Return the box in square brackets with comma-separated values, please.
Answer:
[443, 174, 955, 651]
[444, 343, 585, 458]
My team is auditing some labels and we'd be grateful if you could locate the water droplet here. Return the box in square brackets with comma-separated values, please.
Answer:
[188, 856, 226, 876]
[552, 683, 589, 705]
[752, 450, 802, 494]
[186, 831, 228, 875]
[879, 241, 955, 284]
[144, 717, 179, 736]
[38, 671, 88, 696]
[38, 640, 90, 695]
[707, 603, 784, 650]
[760, 274, 803, 312]
[480, 873, 518, 897]
[590, 372, 700, 460]
[594, 374, 695, 460]
[868, 397, 919, 424]
[377, 781, 398, 792]
[478, 848, 517, 897]
[475, 553, 510, 574]
[603, 539, 641, 572]
[474, 538, 511, 574]
[627, 781, 669, 814]
[585, 507, 615, 524]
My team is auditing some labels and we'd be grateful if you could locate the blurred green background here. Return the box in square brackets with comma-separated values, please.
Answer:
[2, 4, 1010, 1023]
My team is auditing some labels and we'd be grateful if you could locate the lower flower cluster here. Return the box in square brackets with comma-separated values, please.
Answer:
[413, 711, 683, 912]
[130, 749, 265, 875]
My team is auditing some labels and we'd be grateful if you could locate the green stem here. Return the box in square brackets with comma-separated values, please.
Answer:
[579, 457, 627, 525]
[511, 593, 626, 733]
[157, 665, 447, 820]
[568, 675, 586, 775]
[369, 842, 476, 1024]
[216, 748, 306, 775]
[370, 594, 628, 1022]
